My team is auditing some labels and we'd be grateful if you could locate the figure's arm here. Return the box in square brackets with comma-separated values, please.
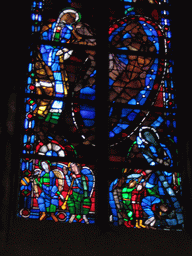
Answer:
[65, 171, 73, 187]
[39, 44, 60, 67]
[34, 171, 44, 188]
[54, 25, 74, 58]
[74, 175, 84, 190]
[144, 187, 148, 197]
[50, 171, 56, 187]
[39, 23, 65, 65]
[41, 23, 54, 39]
[60, 25, 73, 43]
[159, 143, 173, 167]
[82, 176, 88, 198]
[122, 187, 135, 203]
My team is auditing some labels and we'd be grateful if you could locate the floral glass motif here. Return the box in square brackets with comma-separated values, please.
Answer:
[19, 0, 183, 230]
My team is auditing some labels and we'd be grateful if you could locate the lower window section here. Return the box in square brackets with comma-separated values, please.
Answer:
[18, 159, 95, 224]
[109, 168, 183, 230]
[108, 109, 184, 230]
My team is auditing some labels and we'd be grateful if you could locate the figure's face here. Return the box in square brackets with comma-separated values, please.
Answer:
[63, 166, 68, 175]
[160, 204, 168, 212]
[60, 12, 76, 25]
[71, 163, 80, 174]
[145, 170, 152, 174]
[137, 184, 143, 191]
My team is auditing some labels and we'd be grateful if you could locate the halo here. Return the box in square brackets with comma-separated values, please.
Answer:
[38, 160, 51, 169]
[59, 8, 81, 23]
[139, 126, 159, 145]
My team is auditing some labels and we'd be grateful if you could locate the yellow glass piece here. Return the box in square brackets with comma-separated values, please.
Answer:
[37, 110, 43, 115]
[39, 106, 47, 111]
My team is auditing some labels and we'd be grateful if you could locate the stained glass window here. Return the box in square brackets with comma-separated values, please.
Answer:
[108, 0, 184, 231]
[18, 0, 184, 230]
[19, 0, 96, 224]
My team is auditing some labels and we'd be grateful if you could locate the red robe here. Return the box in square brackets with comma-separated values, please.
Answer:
[131, 187, 147, 218]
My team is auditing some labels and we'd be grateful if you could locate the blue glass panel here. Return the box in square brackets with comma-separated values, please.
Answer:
[39, 2, 43, 8]
[24, 119, 29, 129]
[90, 70, 96, 77]
[80, 105, 95, 119]
[27, 77, 32, 84]
[31, 14, 36, 20]
[32, 2, 36, 8]
[151, 116, 164, 128]
[118, 123, 129, 130]
[128, 99, 137, 105]
[26, 104, 30, 112]
[127, 111, 137, 121]
[123, 33, 132, 39]
[117, 47, 129, 51]
[109, 131, 115, 138]
[83, 120, 95, 127]
[29, 162, 33, 171]
[80, 110, 95, 119]
[174, 136, 177, 143]
[121, 108, 131, 117]
[52, 101, 63, 109]
[80, 87, 96, 100]
[116, 54, 129, 65]
[167, 31, 172, 38]
[113, 126, 122, 134]
[31, 135, 35, 144]
[28, 63, 32, 72]
[21, 162, 26, 171]
[23, 135, 28, 144]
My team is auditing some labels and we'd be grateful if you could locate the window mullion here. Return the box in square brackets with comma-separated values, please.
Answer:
[95, 1, 110, 230]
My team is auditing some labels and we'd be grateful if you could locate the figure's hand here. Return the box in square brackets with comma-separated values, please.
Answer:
[30, 177, 34, 182]
[34, 168, 42, 177]
[117, 177, 126, 188]
[72, 174, 76, 179]
[34, 192, 39, 198]
[60, 194, 65, 202]
[56, 49, 64, 56]
[56, 48, 73, 60]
